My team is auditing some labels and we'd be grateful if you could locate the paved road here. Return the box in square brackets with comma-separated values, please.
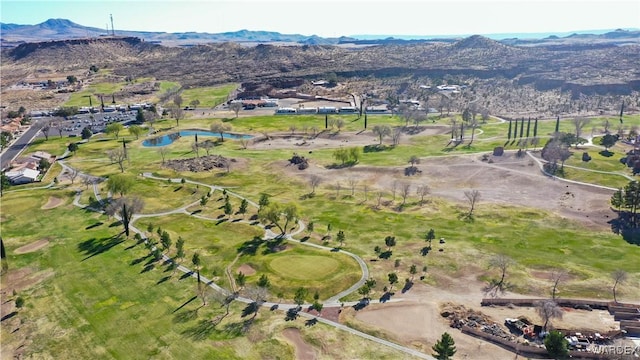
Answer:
[1, 120, 41, 170]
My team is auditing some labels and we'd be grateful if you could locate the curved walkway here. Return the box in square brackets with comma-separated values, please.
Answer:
[64, 170, 432, 359]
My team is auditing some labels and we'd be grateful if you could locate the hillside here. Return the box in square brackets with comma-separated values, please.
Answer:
[2, 35, 638, 97]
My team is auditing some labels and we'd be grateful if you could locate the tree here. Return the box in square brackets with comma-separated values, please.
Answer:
[614, 181, 640, 226]
[372, 125, 391, 145]
[1, 174, 12, 197]
[536, 300, 563, 331]
[544, 330, 569, 359]
[409, 264, 417, 281]
[432, 332, 457, 360]
[308, 175, 322, 195]
[229, 102, 243, 118]
[464, 189, 481, 218]
[189, 99, 200, 110]
[293, 287, 307, 306]
[15, 296, 25, 309]
[258, 203, 297, 235]
[348, 178, 357, 196]
[40, 120, 51, 141]
[169, 106, 184, 127]
[68, 167, 79, 184]
[175, 236, 185, 264]
[611, 270, 628, 302]
[391, 127, 402, 146]
[128, 125, 144, 139]
[158, 147, 168, 164]
[336, 230, 345, 247]
[387, 272, 398, 291]
[67, 75, 77, 84]
[572, 117, 590, 143]
[106, 174, 134, 197]
[160, 231, 172, 254]
[399, 182, 411, 206]
[81, 126, 92, 140]
[239, 198, 248, 217]
[191, 252, 204, 305]
[258, 193, 270, 209]
[599, 134, 618, 151]
[384, 236, 396, 251]
[257, 274, 270, 288]
[484, 254, 514, 297]
[135, 108, 145, 123]
[550, 269, 567, 300]
[333, 148, 349, 165]
[105, 197, 144, 237]
[105, 123, 124, 139]
[235, 272, 246, 289]
[68, 142, 78, 154]
[38, 158, 50, 172]
[107, 148, 127, 172]
[0, 131, 12, 150]
[210, 121, 231, 142]
[425, 229, 435, 248]
[224, 199, 233, 218]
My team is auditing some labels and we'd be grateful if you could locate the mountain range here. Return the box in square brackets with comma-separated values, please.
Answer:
[1, 18, 639, 47]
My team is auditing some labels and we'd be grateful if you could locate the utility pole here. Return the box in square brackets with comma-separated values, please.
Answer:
[110, 14, 115, 36]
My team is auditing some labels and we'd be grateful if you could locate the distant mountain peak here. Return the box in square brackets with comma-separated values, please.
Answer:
[39, 18, 77, 29]
[452, 35, 503, 49]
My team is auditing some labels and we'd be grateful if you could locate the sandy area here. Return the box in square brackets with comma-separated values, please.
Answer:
[237, 264, 256, 276]
[13, 239, 49, 254]
[350, 275, 619, 360]
[41, 196, 64, 210]
[282, 328, 317, 360]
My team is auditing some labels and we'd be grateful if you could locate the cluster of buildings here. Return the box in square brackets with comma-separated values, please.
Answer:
[4, 151, 55, 184]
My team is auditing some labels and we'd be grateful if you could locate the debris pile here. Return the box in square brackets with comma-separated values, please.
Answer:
[163, 155, 231, 172]
[440, 303, 512, 340]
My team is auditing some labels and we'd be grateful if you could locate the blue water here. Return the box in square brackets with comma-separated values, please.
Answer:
[142, 130, 252, 147]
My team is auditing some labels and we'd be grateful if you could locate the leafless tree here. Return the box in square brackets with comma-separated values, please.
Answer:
[449, 118, 459, 140]
[56, 121, 64, 138]
[362, 184, 369, 202]
[484, 254, 514, 297]
[82, 175, 94, 189]
[376, 191, 384, 208]
[288, 125, 297, 134]
[309, 175, 322, 194]
[158, 147, 168, 164]
[107, 148, 127, 172]
[39, 120, 51, 141]
[335, 119, 345, 132]
[348, 178, 357, 196]
[104, 196, 144, 237]
[169, 106, 185, 127]
[536, 300, 563, 331]
[468, 118, 479, 146]
[391, 127, 402, 146]
[611, 270, 628, 303]
[68, 167, 79, 184]
[229, 102, 243, 118]
[334, 181, 341, 198]
[572, 117, 590, 143]
[372, 125, 391, 145]
[550, 269, 568, 300]
[417, 184, 430, 205]
[239, 138, 250, 150]
[464, 189, 481, 217]
[399, 182, 411, 206]
[192, 142, 199, 158]
[200, 140, 215, 156]
[602, 119, 611, 134]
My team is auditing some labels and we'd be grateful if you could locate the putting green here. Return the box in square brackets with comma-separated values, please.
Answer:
[268, 255, 340, 281]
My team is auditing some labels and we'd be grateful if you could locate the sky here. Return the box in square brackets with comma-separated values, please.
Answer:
[1, 0, 639, 38]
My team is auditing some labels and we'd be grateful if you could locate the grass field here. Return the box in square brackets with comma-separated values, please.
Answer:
[3, 110, 640, 358]
[181, 84, 238, 108]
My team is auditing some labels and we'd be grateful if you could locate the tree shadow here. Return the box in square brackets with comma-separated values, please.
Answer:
[156, 275, 171, 284]
[599, 150, 614, 157]
[191, 209, 202, 215]
[173, 295, 198, 313]
[609, 214, 640, 245]
[141, 264, 155, 273]
[299, 236, 310, 243]
[237, 236, 264, 255]
[352, 299, 369, 311]
[78, 235, 125, 261]
[181, 319, 216, 341]
[305, 318, 318, 327]
[180, 271, 194, 280]
[85, 222, 103, 230]
[216, 218, 228, 225]
[108, 221, 122, 228]
[130, 253, 151, 266]
[379, 292, 393, 303]
[1, 311, 17, 322]
[173, 308, 199, 323]
[285, 307, 300, 321]
[420, 246, 431, 256]
[378, 251, 392, 259]
[401, 281, 414, 293]
[241, 302, 259, 318]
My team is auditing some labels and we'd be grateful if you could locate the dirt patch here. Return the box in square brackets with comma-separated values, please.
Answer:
[41, 196, 64, 209]
[237, 264, 256, 276]
[282, 328, 316, 360]
[13, 239, 49, 254]
[0, 267, 54, 297]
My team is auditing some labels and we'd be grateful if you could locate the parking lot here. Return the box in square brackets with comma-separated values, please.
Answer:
[32, 110, 139, 138]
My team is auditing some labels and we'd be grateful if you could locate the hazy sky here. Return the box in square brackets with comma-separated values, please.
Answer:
[1, 0, 639, 37]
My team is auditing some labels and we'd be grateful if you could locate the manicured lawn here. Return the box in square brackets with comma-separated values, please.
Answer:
[181, 84, 239, 108]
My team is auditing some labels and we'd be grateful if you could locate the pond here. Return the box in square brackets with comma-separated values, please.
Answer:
[142, 130, 252, 147]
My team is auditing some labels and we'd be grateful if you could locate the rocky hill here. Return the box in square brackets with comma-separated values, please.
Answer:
[2, 35, 639, 97]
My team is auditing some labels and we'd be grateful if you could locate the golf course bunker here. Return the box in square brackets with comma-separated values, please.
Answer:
[269, 255, 340, 280]
[41, 197, 64, 209]
[14, 239, 49, 254]
[237, 264, 256, 276]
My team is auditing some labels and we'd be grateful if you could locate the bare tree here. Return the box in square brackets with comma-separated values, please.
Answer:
[362, 184, 369, 202]
[484, 254, 514, 297]
[56, 121, 64, 138]
[334, 181, 341, 198]
[309, 175, 322, 194]
[550, 269, 568, 300]
[391, 181, 398, 201]
[372, 125, 391, 145]
[40, 120, 51, 141]
[107, 148, 127, 172]
[192, 142, 199, 158]
[376, 191, 384, 208]
[611, 270, 628, 303]
[400, 182, 411, 206]
[464, 189, 481, 217]
[158, 147, 168, 164]
[602, 119, 611, 134]
[391, 127, 402, 146]
[536, 300, 563, 331]
[68, 167, 79, 184]
[239, 138, 250, 150]
[200, 140, 215, 156]
[417, 184, 430, 205]
[348, 178, 357, 196]
[82, 175, 94, 189]
[104, 196, 144, 237]
[571, 117, 590, 144]
[170, 106, 185, 127]
[229, 102, 243, 118]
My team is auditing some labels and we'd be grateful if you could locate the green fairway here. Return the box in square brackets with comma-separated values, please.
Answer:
[268, 255, 340, 280]
[180, 84, 238, 108]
